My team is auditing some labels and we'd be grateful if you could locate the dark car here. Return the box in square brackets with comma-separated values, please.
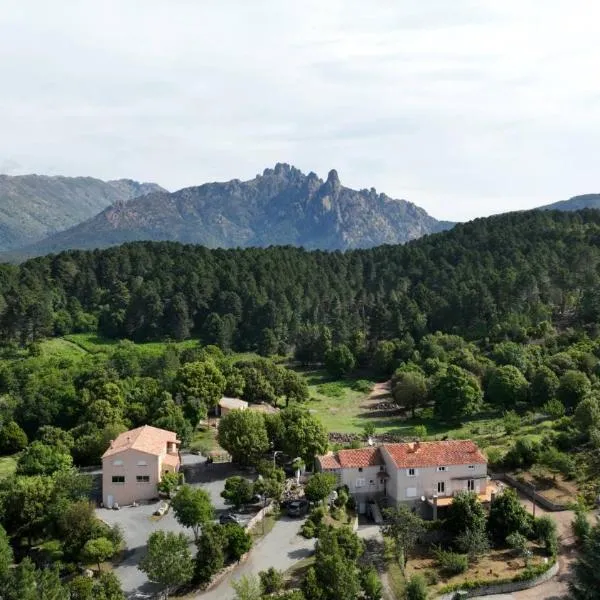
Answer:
[219, 512, 242, 525]
[286, 499, 309, 517]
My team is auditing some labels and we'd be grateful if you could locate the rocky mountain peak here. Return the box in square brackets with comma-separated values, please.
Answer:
[324, 169, 341, 195]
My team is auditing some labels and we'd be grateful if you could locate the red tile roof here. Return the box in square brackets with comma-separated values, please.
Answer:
[383, 440, 486, 469]
[317, 447, 383, 469]
[338, 447, 383, 468]
[102, 425, 179, 458]
[318, 453, 341, 470]
[317, 440, 486, 472]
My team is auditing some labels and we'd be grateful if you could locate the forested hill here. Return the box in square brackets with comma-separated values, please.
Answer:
[0, 175, 166, 251]
[9, 163, 452, 258]
[2, 209, 600, 352]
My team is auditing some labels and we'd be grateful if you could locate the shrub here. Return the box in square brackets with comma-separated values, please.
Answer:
[503, 410, 521, 434]
[413, 425, 428, 439]
[503, 438, 541, 469]
[352, 379, 374, 393]
[433, 547, 469, 575]
[423, 569, 438, 585]
[572, 509, 591, 544]
[406, 574, 429, 600]
[259, 567, 284, 595]
[485, 447, 503, 466]
[300, 521, 316, 539]
[534, 516, 558, 556]
[455, 527, 490, 559]
[316, 382, 345, 398]
[543, 398, 566, 420]
[506, 532, 528, 557]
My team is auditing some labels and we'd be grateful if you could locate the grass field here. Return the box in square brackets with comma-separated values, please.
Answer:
[62, 333, 199, 358]
[0, 455, 17, 480]
[304, 369, 553, 456]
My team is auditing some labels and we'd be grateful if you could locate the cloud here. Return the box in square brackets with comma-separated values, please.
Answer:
[0, 0, 599, 220]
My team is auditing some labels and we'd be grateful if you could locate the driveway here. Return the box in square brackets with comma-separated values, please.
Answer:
[196, 516, 315, 600]
[97, 454, 252, 597]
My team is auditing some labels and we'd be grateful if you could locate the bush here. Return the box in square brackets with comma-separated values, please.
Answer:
[506, 532, 528, 556]
[300, 520, 316, 539]
[503, 438, 541, 469]
[485, 447, 503, 466]
[316, 382, 346, 397]
[406, 574, 429, 600]
[534, 516, 558, 556]
[455, 528, 490, 559]
[423, 569, 439, 585]
[413, 425, 428, 439]
[352, 379, 374, 393]
[433, 547, 469, 575]
[259, 567, 284, 595]
[572, 509, 591, 544]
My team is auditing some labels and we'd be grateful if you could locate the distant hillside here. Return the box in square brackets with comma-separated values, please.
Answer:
[539, 193, 600, 212]
[10, 164, 453, 257]
[0, 175, 166, 251]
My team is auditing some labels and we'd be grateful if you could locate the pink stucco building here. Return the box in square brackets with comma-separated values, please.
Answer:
[101, 425, 181, 507]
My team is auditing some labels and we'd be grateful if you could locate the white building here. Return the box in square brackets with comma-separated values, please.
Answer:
[317, 440, 490, 516]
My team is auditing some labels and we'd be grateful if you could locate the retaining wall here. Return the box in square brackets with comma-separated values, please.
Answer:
[437, 561, 559, 599]
[494, 472, 568, 511]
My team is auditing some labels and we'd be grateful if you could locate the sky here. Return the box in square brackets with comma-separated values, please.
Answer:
[1, 1, 599, 221]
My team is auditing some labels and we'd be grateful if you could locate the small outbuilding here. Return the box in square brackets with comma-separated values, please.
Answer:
[218, 396, 249, 416]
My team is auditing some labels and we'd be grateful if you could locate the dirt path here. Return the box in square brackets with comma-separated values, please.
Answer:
[360, 381, 392, 410]
[513, 492, 576, 600]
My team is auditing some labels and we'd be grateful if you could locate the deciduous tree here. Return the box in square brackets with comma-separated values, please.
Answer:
[171, 485, 214, 541]
[218, 410, 269, 466]
[139, 531, 194, 599]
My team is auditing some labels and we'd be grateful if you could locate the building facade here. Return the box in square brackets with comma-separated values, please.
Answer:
[317, 440, 488, 513]
[101, 425, 181, 507]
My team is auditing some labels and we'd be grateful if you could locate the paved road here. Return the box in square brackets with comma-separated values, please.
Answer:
[197, 516, 315, 600]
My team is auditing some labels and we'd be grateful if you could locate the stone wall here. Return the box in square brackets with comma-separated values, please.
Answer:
[436, 560, 559, 599]
[495, 472, 568, 511]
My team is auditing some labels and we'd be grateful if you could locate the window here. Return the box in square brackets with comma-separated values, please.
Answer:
[468, 465, 475, 470]
[406, 487, 417, 498]
[437, 481, 445, 494]
[355, 478, 365, 488]
[137, 460, 148, 466]
[437, 466, 447, 472]
[379, 465, 385, 472]
[112, 459, 123, 466]
[136, 475, 150, 483]
[369, 480, 375, 486]
[358, 467, 363, 473]
[380, 479, 385, 485]
[407, 468, 416, 477]
[467, 479, 475, 491]
[112, 476, 125, 484]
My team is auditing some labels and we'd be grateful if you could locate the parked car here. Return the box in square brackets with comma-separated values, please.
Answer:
[219, 512, 242, 525]
[286, 499, 309, 517]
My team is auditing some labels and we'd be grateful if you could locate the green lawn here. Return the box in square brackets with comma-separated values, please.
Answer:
[0, 455, 17, 480]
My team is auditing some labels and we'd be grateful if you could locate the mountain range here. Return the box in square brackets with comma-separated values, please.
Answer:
[4, 164, 452, 259]
[0, 175, 165, 251]
[0, 164, 598, 260]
